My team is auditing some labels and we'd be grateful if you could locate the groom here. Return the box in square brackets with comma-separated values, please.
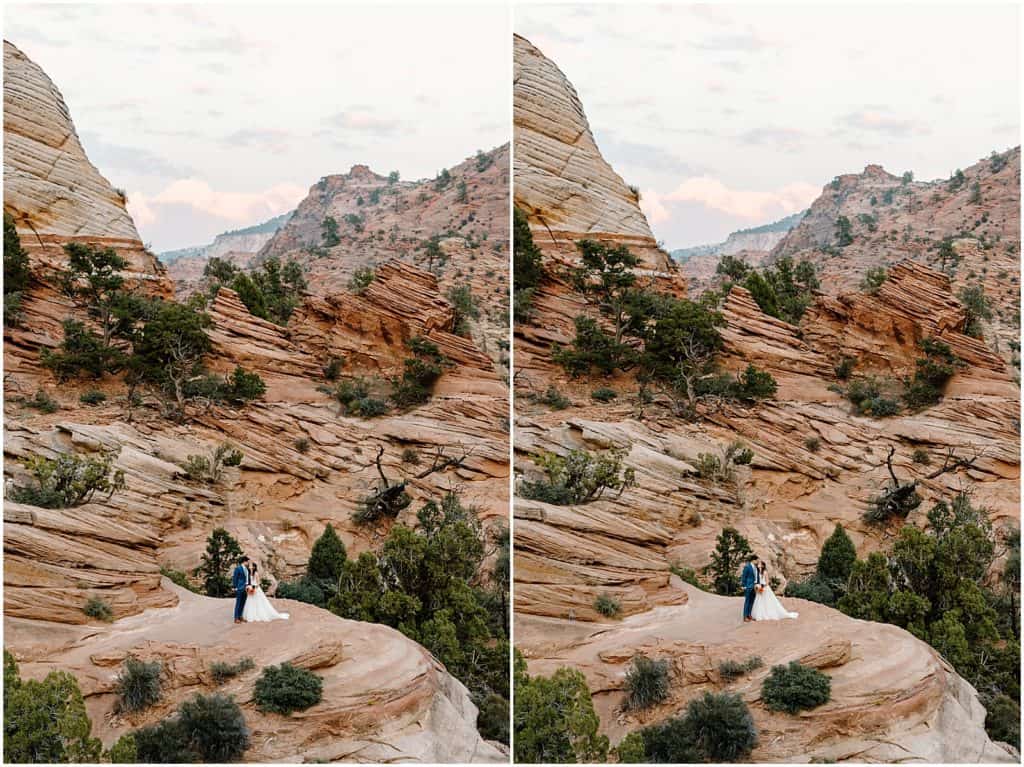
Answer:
[741, 554, 758, 622]
[232, 556, 250, 624]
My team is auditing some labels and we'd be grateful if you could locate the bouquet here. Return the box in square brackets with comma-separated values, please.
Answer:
[246, 584, 256, 595]
[756, 584, 765, 593]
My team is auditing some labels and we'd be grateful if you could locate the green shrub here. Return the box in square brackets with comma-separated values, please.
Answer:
[845, 376, 902, 417]
[834, 356, 856, 380]
[718, 656, 763, 681]
[513, 653, 609, 763]
[447, 284, 479, 336]
[520, 449, 636, 505]
[105, 733, 138, 763]
[623, 655, 670, 711]
[912, 448, 931, 465]
[9, 451, 125, 509]
[3, 651, 102, 763]
[593, 593, 622, 618]
[322, 356, 344, 380]
[616, 731, 647, 763]
[219, 366, 267, 405]
[116, 658, 162, 713]
[180, 442, 243, 483]
[903, 339, 957, 410]
[958, 285, 992, 339]
[4, 213, 31, 298]
[731, 364, 778, 401]
[254, 663, 323, 715]
[762, 662, 831, 713]
[537, 386, 570, 410]
[294, 437, 310, 453]
[642, 691, 756, 763]
[177, 692, 250, 761]
[210, 657, 255, 685]
[275, 578, 324, 606]
[25, 388, 59, 413]
[401, 447, 420, 465]
[79, 389, 107, 405]
[476, 692, 510, 744]
[83, 596, 114, 622]
[591, 387, 617, 402]
[804, 436, 821, 452]
[392, 337, 447, 408]
[160, 566, 201, 593]
[985, 693, 1020, 749]
[133, 719, 194, 763]
[348, 266, 375, 294]
[835, 216, 853, 246]
[784, 575, 835, 604]
[321, 216, 340, 247]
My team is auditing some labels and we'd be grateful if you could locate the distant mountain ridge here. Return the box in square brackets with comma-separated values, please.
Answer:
[159, 211, 292, 265]
[671, 209, 806, 262]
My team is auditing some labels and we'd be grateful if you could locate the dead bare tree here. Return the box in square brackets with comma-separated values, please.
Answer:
[865, 444, 982, 524]
[353, 444, 472, 525]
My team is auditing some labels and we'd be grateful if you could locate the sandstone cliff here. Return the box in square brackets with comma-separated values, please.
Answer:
[255, 146, 510, 370]
[513, 34, 674, 274]
[512, 33, 1017, 762]
[3, 40, 505, 761]
[770, 151, 1020, 367]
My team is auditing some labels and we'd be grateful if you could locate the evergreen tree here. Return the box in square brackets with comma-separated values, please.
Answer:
[817, 523, 856, 583]
[709, 527, 753, 596]
[199, 528, 244, 597]
[308, 524, 347, 585]
[4, 651, 102, 763]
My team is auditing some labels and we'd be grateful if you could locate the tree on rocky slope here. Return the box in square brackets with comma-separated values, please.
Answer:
[330, 492, 510, 742]
[3, 212, 31, 326]
[513, 651, 608, 763]
[4, 651, 102, 763]
[708, 527, 754, 596]
[198, 528, 244, 598]
[839, 491, 1019, 745]
[513, 208, 543, 323]
[864, 445, 980, 524]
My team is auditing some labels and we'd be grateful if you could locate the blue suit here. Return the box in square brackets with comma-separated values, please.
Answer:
[741, 562, 757, 619]
[232, 564, 249, 621]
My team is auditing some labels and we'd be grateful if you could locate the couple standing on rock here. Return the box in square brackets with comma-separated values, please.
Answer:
[741, 554, 798, 622]
[232, 556, 290, 624]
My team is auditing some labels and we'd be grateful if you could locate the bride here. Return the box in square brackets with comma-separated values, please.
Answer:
[751, 561, 798, 621]
[241, 562, 290, 622]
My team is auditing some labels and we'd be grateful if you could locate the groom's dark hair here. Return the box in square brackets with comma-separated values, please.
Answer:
[747, 554, 758, 562]
[238, 556, 249, 564]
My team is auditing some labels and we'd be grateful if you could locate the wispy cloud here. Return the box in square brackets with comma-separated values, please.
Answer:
[324, 109, 409, 137]
[650, 176, 819, 221]
[836, 108, 932, 138]
[79, 132, 195, 178]
[129, 178, 306, 227]
[222, 128, 294, 153]
[596, 131, 706, 176]
[737, 126, 807, 152]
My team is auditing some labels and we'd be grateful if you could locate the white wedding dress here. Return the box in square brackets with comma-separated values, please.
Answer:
[242, 576, 289, 622]
[751, 576, 798, 621]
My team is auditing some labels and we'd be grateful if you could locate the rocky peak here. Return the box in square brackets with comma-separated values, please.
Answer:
[3, 41, 166, 286]
[513, 34, 675, 274]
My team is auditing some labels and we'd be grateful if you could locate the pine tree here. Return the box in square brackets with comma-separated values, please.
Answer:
[308, 524, 347, 585]
[199, 528, 243, 597]
[709, 527, 753, 596]
[817, 523, 856, 583]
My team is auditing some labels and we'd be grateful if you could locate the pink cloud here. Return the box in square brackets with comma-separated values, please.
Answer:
[660, 176, 819, 220]
[129, 178, 306, 224]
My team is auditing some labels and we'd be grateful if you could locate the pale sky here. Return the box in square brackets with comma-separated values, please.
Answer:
[516, 4, 1020, 248]
[6, 4, 510, 251]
